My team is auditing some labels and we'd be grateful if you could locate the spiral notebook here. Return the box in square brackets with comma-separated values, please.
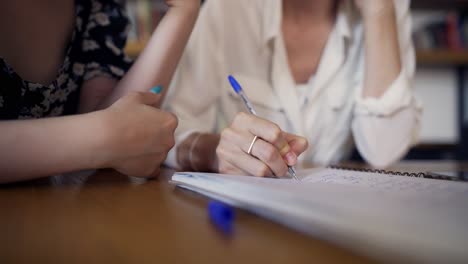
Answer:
[171, 167, 468, 263]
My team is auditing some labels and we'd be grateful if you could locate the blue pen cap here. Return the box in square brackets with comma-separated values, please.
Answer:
[150, 85, 163, 94]
[208, 200, 235, 235]
[228, 75, 243, 94]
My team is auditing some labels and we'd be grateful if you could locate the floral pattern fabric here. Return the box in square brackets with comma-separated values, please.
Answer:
[0, 0, 132, 120]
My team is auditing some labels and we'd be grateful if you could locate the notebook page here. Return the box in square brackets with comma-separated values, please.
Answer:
[172, 171, 468, 263]
[299, 168, 468, 200]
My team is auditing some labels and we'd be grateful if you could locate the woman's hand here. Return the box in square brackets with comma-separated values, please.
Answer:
[353, 0, 395, 19]
[98, 92, 178, 177]
[216, 113, 308, 177]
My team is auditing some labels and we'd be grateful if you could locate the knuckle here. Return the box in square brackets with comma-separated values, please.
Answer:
[269, 125, 282, 144]
[168, 137, 176, 149]
[233, 112, 247, 124]
[165, 113, 179, 130]
[237, 111, 248, 119]
[215, 145, 222, 155]
[220, 128, 228, 138]
[255, 165, 270, 177]
[158, 153, 168, 164]
[303, 138, 309, 150]
[163, 133, 176, 149]
[216, 145, 228, 159]
[220, 128, 234, 140]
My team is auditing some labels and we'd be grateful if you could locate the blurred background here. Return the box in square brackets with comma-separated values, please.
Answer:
[124, 0, 468, 161]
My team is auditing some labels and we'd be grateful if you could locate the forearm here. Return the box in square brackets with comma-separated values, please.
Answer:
[362, 3, 402, 98]
[176, 132, 220, 172]
[0, 113, 106, 183]
[100, 4, 200, 108]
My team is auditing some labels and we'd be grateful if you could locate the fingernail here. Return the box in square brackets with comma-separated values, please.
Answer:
[150, 85, 163, 94]
[285, 152, 297, 165]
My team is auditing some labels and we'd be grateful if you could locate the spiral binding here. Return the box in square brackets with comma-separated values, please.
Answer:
[327, 165, 459, 181]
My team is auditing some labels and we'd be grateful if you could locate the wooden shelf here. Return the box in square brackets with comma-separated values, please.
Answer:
[411, 0, 468, 10]
[416, 50, 468, 66]
[414, 143, 458, 149]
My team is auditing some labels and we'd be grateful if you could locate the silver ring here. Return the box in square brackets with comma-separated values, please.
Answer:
[247, 136, 258, 155]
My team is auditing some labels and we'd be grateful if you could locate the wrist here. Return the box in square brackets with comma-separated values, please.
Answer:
[360, 3, 395, 22]
[85, 110, 116, 170]
[177, 133, 219, 172]
[362, 8, 396, 34]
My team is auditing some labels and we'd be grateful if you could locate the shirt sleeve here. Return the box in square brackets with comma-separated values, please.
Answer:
[354, 0, 416, 116]
[351, 0, 422, 168]
[162, 0, 225, 169]
[82, 0, 133, 81]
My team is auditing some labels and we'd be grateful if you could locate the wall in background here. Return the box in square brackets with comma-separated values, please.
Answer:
[413, 68, 459, 143]
[464, 71, 468, 124]
[411, 10, 466, 149]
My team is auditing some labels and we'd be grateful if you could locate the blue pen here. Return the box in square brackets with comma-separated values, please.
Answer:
[228, 75, 299, 181]
[208, 200, 234, 235]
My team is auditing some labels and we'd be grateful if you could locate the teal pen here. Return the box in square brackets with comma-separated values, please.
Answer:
[228, 75, 299, 181]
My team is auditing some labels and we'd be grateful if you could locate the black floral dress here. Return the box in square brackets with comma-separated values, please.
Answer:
[0, 0, 132, 120]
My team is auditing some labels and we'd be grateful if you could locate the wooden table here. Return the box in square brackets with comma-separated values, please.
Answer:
[0, 161, 466, 263]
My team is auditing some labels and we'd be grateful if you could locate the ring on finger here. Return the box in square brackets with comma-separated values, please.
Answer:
[247, 135, 258, 155]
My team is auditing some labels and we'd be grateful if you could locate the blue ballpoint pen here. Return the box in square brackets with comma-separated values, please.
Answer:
[228, 75, 299, 181]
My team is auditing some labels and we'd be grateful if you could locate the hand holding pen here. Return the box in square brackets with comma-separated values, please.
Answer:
[216, 75, 308, 179]
[98, 86, 178, 178]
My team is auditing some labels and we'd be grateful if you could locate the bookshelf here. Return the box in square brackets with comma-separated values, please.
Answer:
[125, 43, 468, 66]
[411, 0, 468, 159]
[411, 0, 468, 11]
[412, 0, 468, 67]
[124, 0, 165, 58]
[124, 0, 468, 65]
[125, 41, 146, 58]
[416, 50, 468, 66]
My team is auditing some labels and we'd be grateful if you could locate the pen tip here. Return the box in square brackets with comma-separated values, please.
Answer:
[288, 167, 299, 181]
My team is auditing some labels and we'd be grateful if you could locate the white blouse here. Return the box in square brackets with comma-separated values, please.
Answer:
[164, 0, 421, 169]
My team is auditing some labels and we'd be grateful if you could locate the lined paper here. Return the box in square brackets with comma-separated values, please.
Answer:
[172, 169, 468, 263]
